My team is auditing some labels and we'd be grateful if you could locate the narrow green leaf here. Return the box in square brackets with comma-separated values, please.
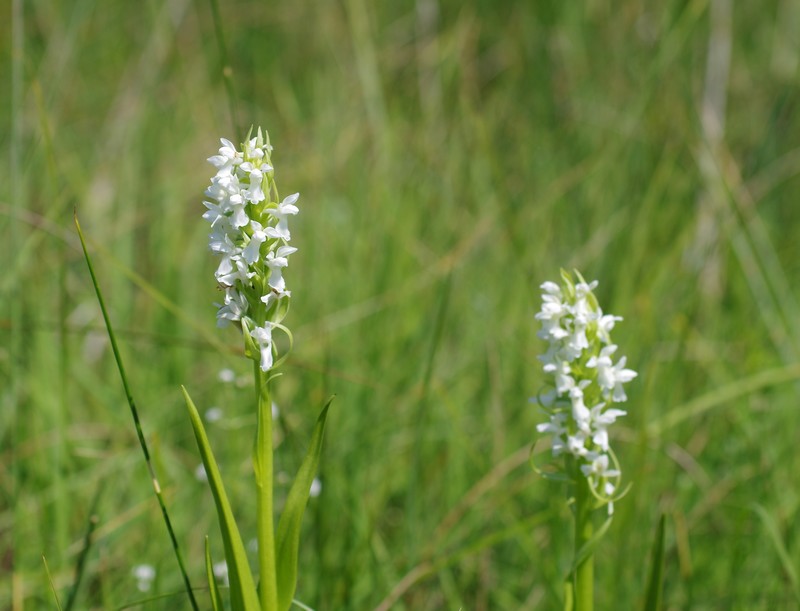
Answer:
[642, 514, 666, 611]
[752, 504, 800, 605]
[570, 513, 613, 577]
[205, 537, 224, 611]
[275, 398, 333, 611]
[182, 386, 261, 611]
[43, 555, 64, 611]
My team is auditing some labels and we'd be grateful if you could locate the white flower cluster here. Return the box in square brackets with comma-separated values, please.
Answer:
[534, 270, 636, 504]
[203, 129, 299, 372]
[132, 563, 156, 592]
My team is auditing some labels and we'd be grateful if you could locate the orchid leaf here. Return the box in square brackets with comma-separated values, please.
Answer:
[182, 386, 260, 611]
[275, 398, 332, 611]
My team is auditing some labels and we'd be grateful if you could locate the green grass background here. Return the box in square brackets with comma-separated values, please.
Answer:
[3, 0, 800, 608]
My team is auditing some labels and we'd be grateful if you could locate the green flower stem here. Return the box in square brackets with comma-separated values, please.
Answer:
[574, 476, 594, 611]
[255, 363, 279, 610]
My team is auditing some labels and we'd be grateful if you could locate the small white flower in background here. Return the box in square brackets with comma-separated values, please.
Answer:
[534, 270, 637, 511]
[218, 368, 236, 383]
[204, 129, 299, 372]
[194, 463, 208, 482]
[132, 564, 156, 592]
[213, 560, 229, 587]
[205, 406, 224, 422]
[309, 477, 322, 498]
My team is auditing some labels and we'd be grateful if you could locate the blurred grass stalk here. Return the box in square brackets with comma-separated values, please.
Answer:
[10, 0, 25, 606]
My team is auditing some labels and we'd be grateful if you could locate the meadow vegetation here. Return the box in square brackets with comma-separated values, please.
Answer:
[3, 0, 800, 608]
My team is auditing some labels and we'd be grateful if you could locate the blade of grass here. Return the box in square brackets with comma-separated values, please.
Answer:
[752, 504, 800, 605]
[374, 510, 552, 611]
[74, 211, 199, 611]
[42, 555, 64, 611]
[205, 537, 224, 611]
[642, 514, 666, 611]
[63, 485, 101, 611]
[114, 589, 209, 611]
[207, 0, 240, 134]
[9, 0, 25, 607]
[75, 233, 231, 358]
[647, 362, 800, 435]
[407, 273, 452, 562]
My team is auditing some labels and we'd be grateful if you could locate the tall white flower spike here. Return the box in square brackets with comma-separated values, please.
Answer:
[203, 128, 298, 371]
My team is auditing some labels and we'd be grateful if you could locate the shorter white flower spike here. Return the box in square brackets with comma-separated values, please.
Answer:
[534, 270, 636, 511]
